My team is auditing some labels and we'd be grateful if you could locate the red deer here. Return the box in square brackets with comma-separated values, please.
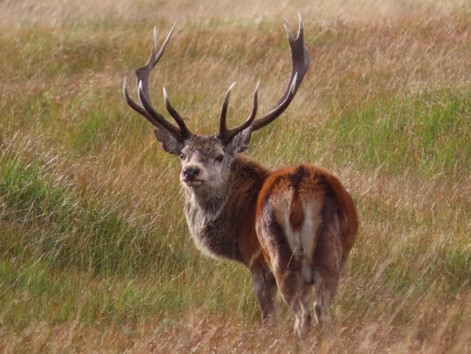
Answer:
[123, 15, 358, 338]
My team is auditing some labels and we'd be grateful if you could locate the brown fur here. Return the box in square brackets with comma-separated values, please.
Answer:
[254, 163, 358, 336]
[182, 155, 358, 337]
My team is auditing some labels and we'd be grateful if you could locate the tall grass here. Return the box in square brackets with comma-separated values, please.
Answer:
[1, 0, 470, 352]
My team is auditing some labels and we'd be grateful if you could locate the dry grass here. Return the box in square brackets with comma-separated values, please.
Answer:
[1, 0, 470, 352]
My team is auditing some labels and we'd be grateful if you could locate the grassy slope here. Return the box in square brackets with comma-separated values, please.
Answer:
[1, 1, 470, 352]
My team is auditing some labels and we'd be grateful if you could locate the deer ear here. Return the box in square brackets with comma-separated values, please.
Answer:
[228, 127, 252, 154]
[154, 129, 184, 155]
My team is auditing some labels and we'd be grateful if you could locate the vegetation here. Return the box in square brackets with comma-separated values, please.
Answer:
[1, 0, 470, 352]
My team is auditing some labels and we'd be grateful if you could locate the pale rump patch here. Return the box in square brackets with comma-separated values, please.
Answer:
[298, 202, 322, 283]
[281, 200, 322, 284]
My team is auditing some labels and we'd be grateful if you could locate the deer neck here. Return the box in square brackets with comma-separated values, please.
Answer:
[182, 156, 269, 261]
[185, 191, 227, 223]
[182, 172, 229, 224]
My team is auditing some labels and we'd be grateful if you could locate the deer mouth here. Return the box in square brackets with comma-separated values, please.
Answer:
[182, 179, 204, 187]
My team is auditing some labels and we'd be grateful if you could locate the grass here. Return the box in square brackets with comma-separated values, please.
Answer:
[326, 89, 471, 176]
[1, 0, 470, 352]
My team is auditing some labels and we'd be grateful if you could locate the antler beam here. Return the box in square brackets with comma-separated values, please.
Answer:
[251, 13, 310, 131]
[123, 25, 192, 141]
[216, 13, 310, 142]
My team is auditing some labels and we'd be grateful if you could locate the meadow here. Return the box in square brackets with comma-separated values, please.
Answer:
[1, 0, 470, 352]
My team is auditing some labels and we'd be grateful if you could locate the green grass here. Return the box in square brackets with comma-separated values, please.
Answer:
[0, 151, 189, 276]
[326, 89, 471, 177]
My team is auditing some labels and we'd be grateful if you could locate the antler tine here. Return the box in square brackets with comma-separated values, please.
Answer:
[137, 25, 175, 104]
[218, 82, 259, 144]
[153, 24, 176, 69]
[137, 80, 182, 137]
[250, 13, 310, 132]
[163, 87, 191, 137]
[124, 76, 182, 137]
[218, 81, 237, 142]
[123, 24, 191, 141]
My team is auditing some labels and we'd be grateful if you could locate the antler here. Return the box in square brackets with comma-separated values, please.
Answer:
[124, 16, 309, 145]
[218, 82, 259, 144]
[217, 13, 310, 141]
[123, 25, 192, 141]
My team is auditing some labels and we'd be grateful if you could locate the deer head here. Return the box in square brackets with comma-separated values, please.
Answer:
[123, 15, 310, 197]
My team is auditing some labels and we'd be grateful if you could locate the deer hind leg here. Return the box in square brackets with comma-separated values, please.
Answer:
[251, 256, 277, 323]
[256, 223, 311, 337]
[271, 255, 311, 338]
[313, 268, 339, 333]
[257, 201, 314, 338]
[312, 225, 342, 333]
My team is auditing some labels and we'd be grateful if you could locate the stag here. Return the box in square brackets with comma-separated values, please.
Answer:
[123, 15, 358, 338]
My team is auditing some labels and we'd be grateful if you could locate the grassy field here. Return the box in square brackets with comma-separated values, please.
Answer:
[1, 0, 470, 352]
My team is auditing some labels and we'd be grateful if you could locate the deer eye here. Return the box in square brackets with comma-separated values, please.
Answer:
[179, 153, 186, 160]
[215, 154, 224, 163]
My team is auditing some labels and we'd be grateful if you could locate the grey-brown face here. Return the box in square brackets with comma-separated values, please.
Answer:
[178, 135, 234, 195]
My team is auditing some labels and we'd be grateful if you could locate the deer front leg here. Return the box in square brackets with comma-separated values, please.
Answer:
[251, 257, 277, 323]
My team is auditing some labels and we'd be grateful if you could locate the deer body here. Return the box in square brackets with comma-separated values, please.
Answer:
[123, 15, 358, 338]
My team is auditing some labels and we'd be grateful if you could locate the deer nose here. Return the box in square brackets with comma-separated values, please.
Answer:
[183, 166, 200, 181]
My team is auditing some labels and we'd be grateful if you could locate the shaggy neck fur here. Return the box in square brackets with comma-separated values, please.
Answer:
[182, 156, 269, 262]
